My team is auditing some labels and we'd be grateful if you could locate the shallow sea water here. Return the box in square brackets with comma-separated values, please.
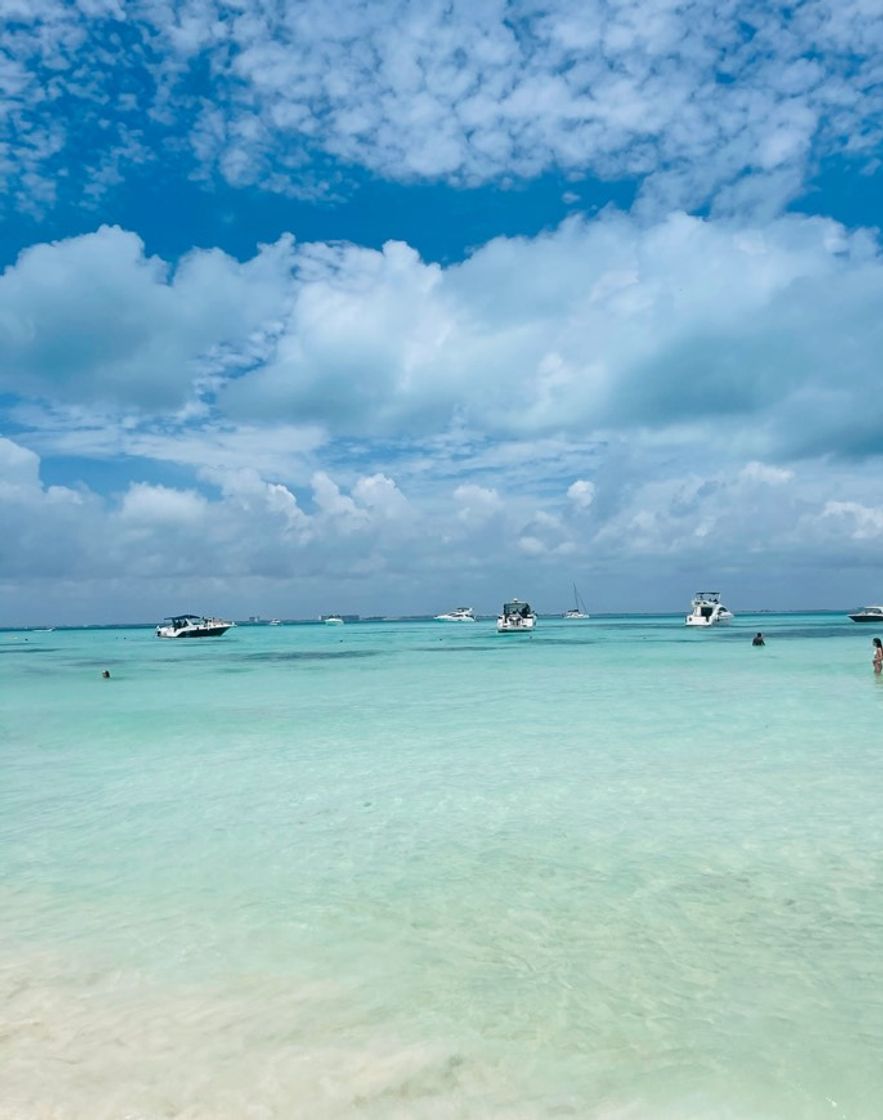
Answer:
[2, 614, 882, 1119]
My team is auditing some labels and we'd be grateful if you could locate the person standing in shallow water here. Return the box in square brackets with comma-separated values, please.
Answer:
[872, 638, 883, 675]
[752, 632, 765, 646]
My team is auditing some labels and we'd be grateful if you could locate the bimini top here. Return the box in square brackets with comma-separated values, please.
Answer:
[163, 614, 206, 622]
[502, 599, 534, 616]
[693, 592, 721, 602]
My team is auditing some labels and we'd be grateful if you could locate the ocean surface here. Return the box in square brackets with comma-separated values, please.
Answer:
[2, 613, 882, 1119]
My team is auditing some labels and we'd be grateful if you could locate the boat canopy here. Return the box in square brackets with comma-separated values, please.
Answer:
[693, 592, 720, 602]
[503, 600, 533, 616]
[164, 614, 203, 621]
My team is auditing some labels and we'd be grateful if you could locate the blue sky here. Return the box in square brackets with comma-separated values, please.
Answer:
[2, 0, 883, 624]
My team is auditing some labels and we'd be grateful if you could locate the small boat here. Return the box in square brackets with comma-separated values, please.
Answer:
[323, 615, 345, 625]
[563, 584, 590, 620]
[155, 615, 232, 638]
[434, 607, 476, 622]
[269, 619, 281, 626]
[685, 592, 734, 627]
[496, 599, 537, 633]
[849, 605, 883, 623]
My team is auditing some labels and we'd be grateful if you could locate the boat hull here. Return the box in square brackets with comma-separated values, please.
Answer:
[157, 626, 230, 638]
[849, 614, 883, 623]
[496, 619, 536, 632]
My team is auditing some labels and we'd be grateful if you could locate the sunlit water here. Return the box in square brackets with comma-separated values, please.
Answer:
[2, 614, 882, 1119]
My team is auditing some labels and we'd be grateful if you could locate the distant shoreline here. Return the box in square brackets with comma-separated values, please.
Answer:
[0, 608, 860, 632]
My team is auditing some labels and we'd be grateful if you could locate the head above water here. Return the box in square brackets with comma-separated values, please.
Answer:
[101, 669, 110, 679]
[874, 638, 883, 650]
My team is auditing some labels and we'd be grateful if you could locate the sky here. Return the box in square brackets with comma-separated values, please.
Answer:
[2, 0, 883, 625]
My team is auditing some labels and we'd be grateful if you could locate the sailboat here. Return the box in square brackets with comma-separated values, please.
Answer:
[563, 584, 590, 620]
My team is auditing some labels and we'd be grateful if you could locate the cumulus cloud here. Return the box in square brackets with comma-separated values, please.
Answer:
[0, 227, 296, 409]
[218, 209, 883, 461]
[453, 484, 502, 524]
[119, 482, 208, 524]
[2, 0, 883, 213]
[4, 205, 883, 620]
[820, 500, 883, 541]
[739, 461, 794, 485]
[567, 480, 595, 509]
[5, 208, 883, 469]
[6, 427, 883, 623]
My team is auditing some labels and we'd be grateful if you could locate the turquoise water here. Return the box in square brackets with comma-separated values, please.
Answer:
[2, 615, 882, 1119]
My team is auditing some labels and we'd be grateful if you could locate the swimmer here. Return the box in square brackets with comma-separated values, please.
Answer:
[102, 669, 111, 679]
[752, 632, 765, 647]
[872, 637, 882, 675]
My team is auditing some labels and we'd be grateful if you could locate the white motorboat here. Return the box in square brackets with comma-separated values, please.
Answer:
[849, 604, 883, 623]
[497, 599, 537, 633]
[269, 619, 281, 625]
[156, 614, 232, 638]
[685, 592, 734, 627]
[434, 607, 476, 622]
[323, 615, 345, 625]
[563, 583, 590, 620]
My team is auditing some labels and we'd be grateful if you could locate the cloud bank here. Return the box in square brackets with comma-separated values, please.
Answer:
[2, 208, 883, 621]
[5, 211, 881, 461]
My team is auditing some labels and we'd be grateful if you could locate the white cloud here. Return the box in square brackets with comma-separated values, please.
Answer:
[0, 436, 41, 493]
[740, 461, 794, 485]
[352, 473, 410, 520]
[5, 211, 882, 466]
[5, 429, 883, 622]
[567, 479, 595, 509]
[220, 209, 883, 462]
[453, 484, 502, 524]
[820, 500, 883, 541]
[0, 227, 296, 409]
[119, 482, 208, 524]
[4, 204, 883, 619]
[311, 470, 369, 528]
[518, 535, 546, 556]
[2, 1, 883, 213]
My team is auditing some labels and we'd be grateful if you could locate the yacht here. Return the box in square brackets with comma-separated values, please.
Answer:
[323, 615, 345, 625]
[269, 619, 281, 626]
[156, 615, 232, 638]
[849, 605, 883, 623]
[434, 607, 476, 622]
[685, 592, 734, 627]
[496, 599, 537, 633]
[563, 584, 590, 620]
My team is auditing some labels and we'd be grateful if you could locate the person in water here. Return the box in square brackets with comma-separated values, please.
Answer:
[102, 669, 111, 679]
[873, 638, 882, 675]
[752, 633, 765, 646]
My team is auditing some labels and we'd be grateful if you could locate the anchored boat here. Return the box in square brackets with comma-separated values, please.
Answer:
[497, 599, 537, 633]
[563, 583, 590, 620]
[849, 604, 883, 623]
[435, 607, 476, 622]
[685, 592, 734, 627]
[155, 615, 232, 638]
